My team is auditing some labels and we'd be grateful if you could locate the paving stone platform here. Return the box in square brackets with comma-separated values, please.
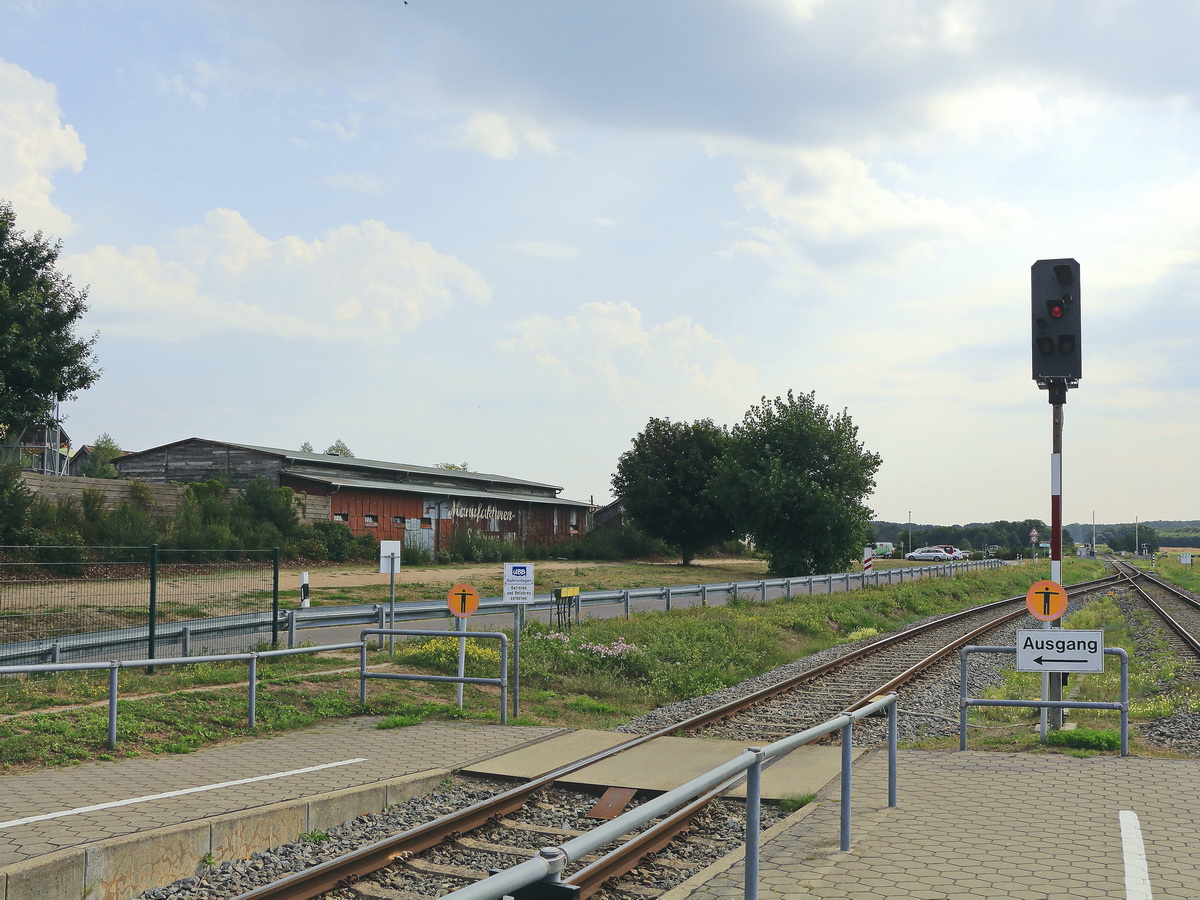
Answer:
[669, 749, 1200, 900]
[5, 723, 1200, 900]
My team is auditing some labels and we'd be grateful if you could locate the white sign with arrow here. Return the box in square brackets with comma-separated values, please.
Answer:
[1016, 629, 1105, 673]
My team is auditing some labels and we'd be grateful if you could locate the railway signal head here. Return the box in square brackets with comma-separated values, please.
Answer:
[1031, 258, 1081, 392]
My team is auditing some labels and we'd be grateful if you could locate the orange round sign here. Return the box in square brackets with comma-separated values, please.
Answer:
[1026, 580, 1068, 622]
[447, 583, 480, 618]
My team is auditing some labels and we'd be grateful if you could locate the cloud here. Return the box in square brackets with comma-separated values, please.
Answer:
[0, 58, 86, 235]
[65, 209, 490, 342]
[730, 147, 1028, 270]
[457, 112, 557, 159]
[500, 241, 580, 261]
[497, 301, 758, 414]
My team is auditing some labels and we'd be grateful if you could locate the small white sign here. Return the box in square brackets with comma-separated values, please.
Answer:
[1183, 553, 1193, 565]
[1016, 629, 1105, 673]
[504, 562, 535, 604]
[379, 541, 402, 574]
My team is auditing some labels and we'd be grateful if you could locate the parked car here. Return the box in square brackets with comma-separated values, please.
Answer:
[933, 545, 966, 560]
[906, 547, 953, 561]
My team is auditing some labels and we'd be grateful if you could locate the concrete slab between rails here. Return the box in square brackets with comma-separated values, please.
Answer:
[461, 729, 864, 799]
[0, 768, 450, 900]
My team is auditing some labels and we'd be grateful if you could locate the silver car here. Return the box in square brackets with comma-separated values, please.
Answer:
[906, 547, 953, 561]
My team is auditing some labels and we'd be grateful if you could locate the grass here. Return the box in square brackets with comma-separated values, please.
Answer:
[0, 556, 1157, 771]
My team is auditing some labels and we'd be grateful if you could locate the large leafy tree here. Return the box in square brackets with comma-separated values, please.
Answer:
[612, 417, 732, 564]
[0, 201, 99, 439]
[714, 391, 881, 576]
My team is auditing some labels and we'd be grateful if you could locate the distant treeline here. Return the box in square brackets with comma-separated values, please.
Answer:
[872, 519, 1073, 559]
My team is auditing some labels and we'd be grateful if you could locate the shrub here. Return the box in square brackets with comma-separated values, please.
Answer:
[1043, 726, 1120, 751]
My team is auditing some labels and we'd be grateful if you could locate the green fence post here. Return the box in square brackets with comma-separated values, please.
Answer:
[147, 543, 158, 674]
[272, 547, 280, 648]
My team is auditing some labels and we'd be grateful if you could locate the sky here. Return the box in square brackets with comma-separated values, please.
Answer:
[3, 0, 1198, 528]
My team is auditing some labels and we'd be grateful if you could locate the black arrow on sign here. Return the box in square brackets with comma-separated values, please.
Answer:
[1033, 656, 1087, 666]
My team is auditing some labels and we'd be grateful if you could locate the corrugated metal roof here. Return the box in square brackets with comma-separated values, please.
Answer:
[118, 437, 566, 493]
[283, 469, 593, 508]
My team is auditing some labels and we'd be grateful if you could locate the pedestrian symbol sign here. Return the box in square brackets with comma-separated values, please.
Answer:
[1026, 580, 1068, 621]
[447, 583, 480, 618]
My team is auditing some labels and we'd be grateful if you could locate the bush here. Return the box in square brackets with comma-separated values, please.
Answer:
[1043, 726, 1120, 751]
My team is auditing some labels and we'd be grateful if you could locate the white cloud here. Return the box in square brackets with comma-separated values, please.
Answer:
[731, 147, 1028, 268]
[65, 208, 490, 342]
[500, 241, 580, 261]
[0, 58, 86, 235]
[457, 111, 557, 159]
[497, 301, 758, 413]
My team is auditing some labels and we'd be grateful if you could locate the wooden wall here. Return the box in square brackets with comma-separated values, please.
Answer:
[20, 472, 328, 526]
[116, 440, 285, 485]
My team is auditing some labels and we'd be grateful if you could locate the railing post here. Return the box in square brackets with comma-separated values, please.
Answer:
[888, 700, 898, 808]
[960, 648, 970, 751]
[287, 610, 297, 649]
[700, 584, 708, 607]
[840, 720, 853, 851]
[49, 644, 59, 665]
[271, 547, 280, 648]
[623, 590, 631, 619]
[745, 747, 766, 900]
[360, 640, 368, 704]
[376, 605, 386, 648]
[664, 586, 672, 612]
[108, 661, 120, 751]
[248, 653, 258, 727]
[759, 580, 766, 601]
[785, 579, 791, 600]
[180, 626, 190, 657]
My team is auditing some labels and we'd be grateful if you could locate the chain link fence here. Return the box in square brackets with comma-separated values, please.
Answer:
[0, 545, 280, 666]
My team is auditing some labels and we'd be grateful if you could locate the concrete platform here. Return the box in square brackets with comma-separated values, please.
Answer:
[670, 749, 1200, 900]
[0, 720, 567, 900]
[7, 720, 1200, 900]
[462, 729, 862, 799]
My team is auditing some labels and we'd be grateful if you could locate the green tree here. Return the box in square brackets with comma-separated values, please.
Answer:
[298, 441, 314, 453]
[611, 417, 732, 564]
[0, 463, 33, 542]
[81, 432, 121, 478]
[0, 201, 100, 440]
[324, 439, 354, 457]
[713, 391, 881, 576]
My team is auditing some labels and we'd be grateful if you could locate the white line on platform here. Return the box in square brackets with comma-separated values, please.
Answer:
[1120, 809, 1153, 899]
[0, 757, 369, 829]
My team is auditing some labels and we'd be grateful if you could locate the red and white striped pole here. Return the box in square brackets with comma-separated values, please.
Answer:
[863, 547, 873, 572]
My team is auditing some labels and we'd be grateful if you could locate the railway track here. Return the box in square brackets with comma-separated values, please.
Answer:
[1109, 559, 1200, 678]
[229, 572, 1127, 900]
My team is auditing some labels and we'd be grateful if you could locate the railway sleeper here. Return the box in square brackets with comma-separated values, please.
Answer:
[498, 816, 587, 837]
[347, 884, 431, 900]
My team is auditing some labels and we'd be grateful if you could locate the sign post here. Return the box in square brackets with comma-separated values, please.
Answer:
[447, 583, 479, 709]
[379, 541, 401, 653]
[503, 564, 535, 719]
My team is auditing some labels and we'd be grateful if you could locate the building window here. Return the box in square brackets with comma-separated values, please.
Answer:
[333, 512, 349, 523]
[364, 514, 379, 527]
[421, 517, 433, 528]
[392, 516, 406, 525]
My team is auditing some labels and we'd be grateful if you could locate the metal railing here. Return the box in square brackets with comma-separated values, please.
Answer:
[959, 645, 1129, 756]
[0, 558, 1000, 667]
[358, 628, 509, 724]
[440, 693, 899, 900]
[0, 641, 363, 750]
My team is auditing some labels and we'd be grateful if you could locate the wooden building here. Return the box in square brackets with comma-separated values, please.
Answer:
[114, 438, 591, 554]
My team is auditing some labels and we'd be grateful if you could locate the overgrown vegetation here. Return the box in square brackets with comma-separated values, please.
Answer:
[0, 558, 1135, 769]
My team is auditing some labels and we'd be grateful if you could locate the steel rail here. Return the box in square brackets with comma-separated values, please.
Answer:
[233, 571, 1123, 900]
[1109, 560, 1200, 656]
